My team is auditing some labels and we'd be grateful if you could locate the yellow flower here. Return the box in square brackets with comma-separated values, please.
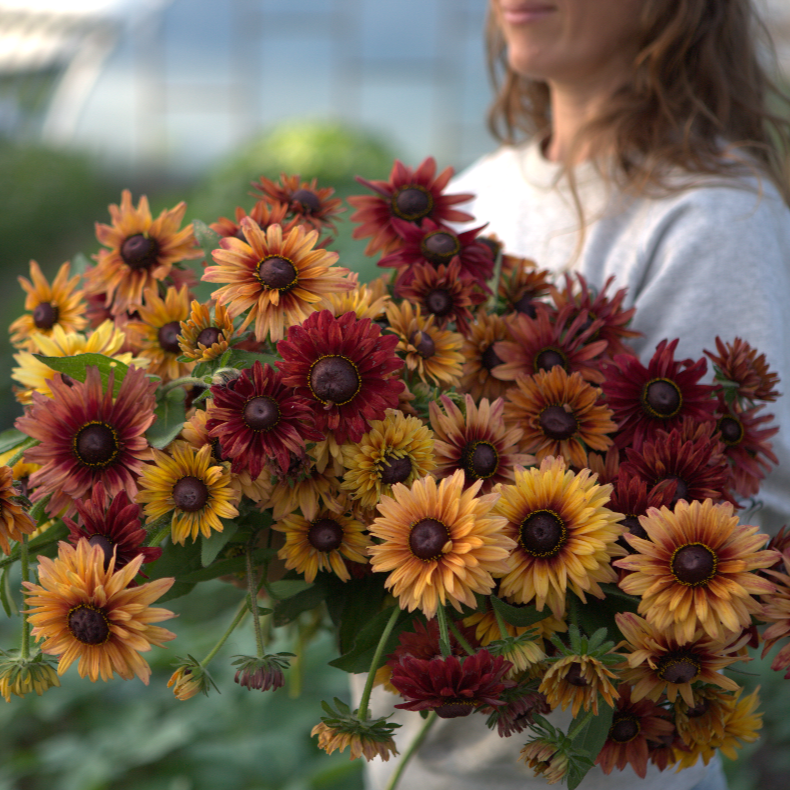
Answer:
[136, 442, 239, 545]
[495, 457, 624, 619]
[9, 260, 87, 350]
[368, 469, 515, 619]
[311, 721, 398, 762]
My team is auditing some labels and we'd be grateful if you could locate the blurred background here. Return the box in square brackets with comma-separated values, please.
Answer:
[0, 1, 789, 788]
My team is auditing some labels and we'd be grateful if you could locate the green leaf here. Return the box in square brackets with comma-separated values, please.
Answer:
[273, 580, 329, 627]
[33, 353, 130, 395]
[329, 607, 416, 674]
[145, 535, 203, 581]
[224, 349, 279, 371]
[71, 252, 92, 275]
[193, 219, 222, 261]
[568, 700, 614, 789]
[156, 581, 197, 604]
[334, 575, 387, 654]
[201, 520, 238, 567]
[489, 595, 551, 628]
[147, 387, 186, 449]
[0, 565, 17, 617]
[573, 589, 638, 643]
[268, 579, 313, 600]
[0, 429, 27, 456]
[177, 547, 277, 584]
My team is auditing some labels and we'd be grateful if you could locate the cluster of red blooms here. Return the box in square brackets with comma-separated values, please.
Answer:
[1, 155, 789, 786]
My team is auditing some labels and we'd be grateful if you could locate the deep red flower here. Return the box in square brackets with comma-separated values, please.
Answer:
[391, 650, 513, 719]
[386, 618, 480, 668]
[618, 420, 734, 508]
[64, 482, 161, 572]
[483, 686, 551, 737]
[276, 310, 404, 444]
[493, 303, 609, 385]
[396, 259, 486, 334]
[207, 361, 322, 478]
[609, 471, 676, 550]
[601, 339, 717, 450]
[596, 684, 675, 779]
[348, 157, 474, 256]
[377, 218, 494, 290]
[713, 397, 779, 499]
[16, 366, 157, 517]
[550, 273, 642, 358]
[210, 200, 293, 240]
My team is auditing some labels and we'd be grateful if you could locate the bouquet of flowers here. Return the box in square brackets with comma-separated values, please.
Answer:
[1, 155, 788, 788]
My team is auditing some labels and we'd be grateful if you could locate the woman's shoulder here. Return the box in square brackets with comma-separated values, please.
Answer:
[451, 139, 547, 192]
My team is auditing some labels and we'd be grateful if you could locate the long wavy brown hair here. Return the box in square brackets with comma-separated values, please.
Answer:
[486, 0, 790, 205]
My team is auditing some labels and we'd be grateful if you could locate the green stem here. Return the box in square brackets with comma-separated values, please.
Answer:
[246, 549, 265, 658]
[486, 247, 504, 312]
[0, 535, 61, 570]
[5, 438, 38, 470]
[447, 619, 475, 656]
[28, 495, 51, 528]
[385, 712, 438, 790]
[200, 598, 249, 667]
[568, 708, 595, 741]
[492, 604, 510, 641]
[19, 535, 30, 660]
[358, 606, 401, 722]
[146, 522, 172, 548]
[162, 376, 209, 394]
[435, 605, 452, 658]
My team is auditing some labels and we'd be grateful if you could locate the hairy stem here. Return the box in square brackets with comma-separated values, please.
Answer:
[385, 712, 438, 790]
[358, 606, 401, 722]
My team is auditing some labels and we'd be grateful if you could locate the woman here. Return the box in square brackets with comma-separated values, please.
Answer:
[360, 1, 790, 788]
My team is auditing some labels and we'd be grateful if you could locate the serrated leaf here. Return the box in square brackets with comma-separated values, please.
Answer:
[0, 429, 27, 456]
[329, 607, 416, 674]
[489, 595, 551, 628]
[201, 520, 238, 567]
[0, 565, 17, 617]
[147, 387, 186, 449]
[33, 353, 130, 395]
[193, 219, 223, 261]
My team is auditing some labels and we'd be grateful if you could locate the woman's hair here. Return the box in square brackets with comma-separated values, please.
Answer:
[486, 0, 790, 204]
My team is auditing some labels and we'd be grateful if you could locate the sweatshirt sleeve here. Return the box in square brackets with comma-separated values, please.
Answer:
[626, 183, 790, 532]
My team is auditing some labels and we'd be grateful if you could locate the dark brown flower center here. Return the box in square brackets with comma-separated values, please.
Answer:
[68, 604, 110, 645]
[538, 405, 578, 440]
[121, 234, 159, 270]
[685, 699, 710, 718]
[610, 715, 641, 743]
[519, 510, 567, 558]
[481, 343, 503, 372]
[392, 185, 433, 221]
[409, 518, 450, 561]
[661, 474, 689, 506]
[535, 347, 567, 372]
[671, 543, 717, 586]
[656, 652, 701, 684]
[257, 256, 297, 291]
[434, 701, 476, 719]
[242, 396, 281, 431]
[462, 441, 499, 480]
[717, 416, 744, 446]
[88, 534, 115, 570]
[173, 476, 209, 512]
[421, 231, 460, 265]
[425, 289, 453, 317]
[309, 355, 361, 406]
[74, 422, 120, 468]
[513, 294, 537, 317]
[642, 378, 682, 418]
[410, 330, 435, 359]
[197, 327, 223, 348]
[158, 321, 183, 354]
[379, 454, 412, 485]
[307, 518, 344, 552]
[564, 662, 588, 686]
[292, 188, 321, 213]
[33, 302, 59, 330]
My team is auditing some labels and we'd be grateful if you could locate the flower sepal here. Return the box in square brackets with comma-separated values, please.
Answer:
[232, 652, 294, 692]
[167, 655, 218, 700]
[312, 697, 401, 761]
[0, 649, 60, 701]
